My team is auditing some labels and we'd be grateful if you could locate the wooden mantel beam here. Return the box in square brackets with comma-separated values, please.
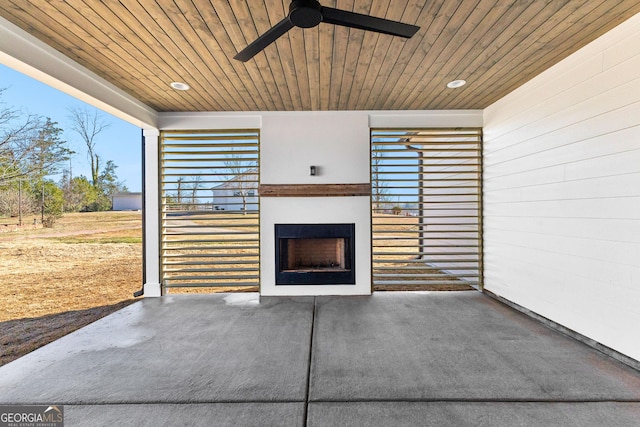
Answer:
[258, 183, 371, 197]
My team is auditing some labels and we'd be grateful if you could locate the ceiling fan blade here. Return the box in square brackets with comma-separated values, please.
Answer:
[321, 7, 419, 38]
[234, 18, 295, 62]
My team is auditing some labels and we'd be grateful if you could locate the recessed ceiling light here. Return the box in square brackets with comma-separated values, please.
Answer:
[447, 79, 466, 89]
[170, 81, 190, 91]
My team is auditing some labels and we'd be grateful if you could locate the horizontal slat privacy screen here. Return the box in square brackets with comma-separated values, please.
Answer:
[160, 129, 260, 291]
[371, 128, 482, 290]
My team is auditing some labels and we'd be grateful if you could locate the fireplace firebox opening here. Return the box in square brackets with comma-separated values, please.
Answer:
[275, 223, 355, 285]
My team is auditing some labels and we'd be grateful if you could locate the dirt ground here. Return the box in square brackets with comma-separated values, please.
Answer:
[0, 212, 144, 366]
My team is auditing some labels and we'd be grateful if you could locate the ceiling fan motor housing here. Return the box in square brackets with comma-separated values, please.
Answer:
[289, 0, 323, 28]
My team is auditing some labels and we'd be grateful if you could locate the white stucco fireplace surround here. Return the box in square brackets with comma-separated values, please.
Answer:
[259, 111, 373, 296]
[261, 196, 371, 296]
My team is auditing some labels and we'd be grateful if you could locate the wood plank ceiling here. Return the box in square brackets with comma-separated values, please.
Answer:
[1, 1, 639, 112]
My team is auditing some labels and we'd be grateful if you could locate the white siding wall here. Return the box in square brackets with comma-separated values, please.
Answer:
[483, 13, 640, 361]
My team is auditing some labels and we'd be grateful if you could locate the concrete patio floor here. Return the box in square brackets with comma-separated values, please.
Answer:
[1, 291, 639, 426]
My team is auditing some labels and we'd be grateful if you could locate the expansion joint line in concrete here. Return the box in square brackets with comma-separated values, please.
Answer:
[303, 297, 317, 426]
[306, 398, 640, 404]
[32, 400, 308, 406]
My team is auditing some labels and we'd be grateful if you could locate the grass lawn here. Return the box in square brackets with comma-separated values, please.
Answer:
[0, 211, 143, 366]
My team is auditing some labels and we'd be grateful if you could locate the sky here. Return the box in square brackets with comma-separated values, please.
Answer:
[0, 64, 142, 192]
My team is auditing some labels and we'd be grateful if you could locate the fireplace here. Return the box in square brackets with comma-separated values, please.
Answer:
[275, 223, 355, 285]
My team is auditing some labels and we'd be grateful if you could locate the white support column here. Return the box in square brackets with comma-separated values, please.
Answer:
[143, 128, 162, 297]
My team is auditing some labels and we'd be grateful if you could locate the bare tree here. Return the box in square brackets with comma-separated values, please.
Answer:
[176, 177, 185, 205]
[189, 175, 202, 209]
[67, 106, 110, 187]
[0, 185, 36, 217]
[0, 89, 43, 185]
[371, 148, 390, 212]
[224, 152, 257, 214]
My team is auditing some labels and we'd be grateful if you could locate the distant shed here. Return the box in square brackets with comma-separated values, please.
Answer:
[112, 192, 142, 211]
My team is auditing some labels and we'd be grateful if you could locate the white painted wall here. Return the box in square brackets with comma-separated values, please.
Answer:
[261, 112, 370, 185]
[483, 13, 640, 361]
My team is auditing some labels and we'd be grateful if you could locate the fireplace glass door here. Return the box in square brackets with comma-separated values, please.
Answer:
[275, 224, 355, 285]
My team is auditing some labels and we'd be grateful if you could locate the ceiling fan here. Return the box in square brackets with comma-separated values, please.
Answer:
[234, 0, 420, 62]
